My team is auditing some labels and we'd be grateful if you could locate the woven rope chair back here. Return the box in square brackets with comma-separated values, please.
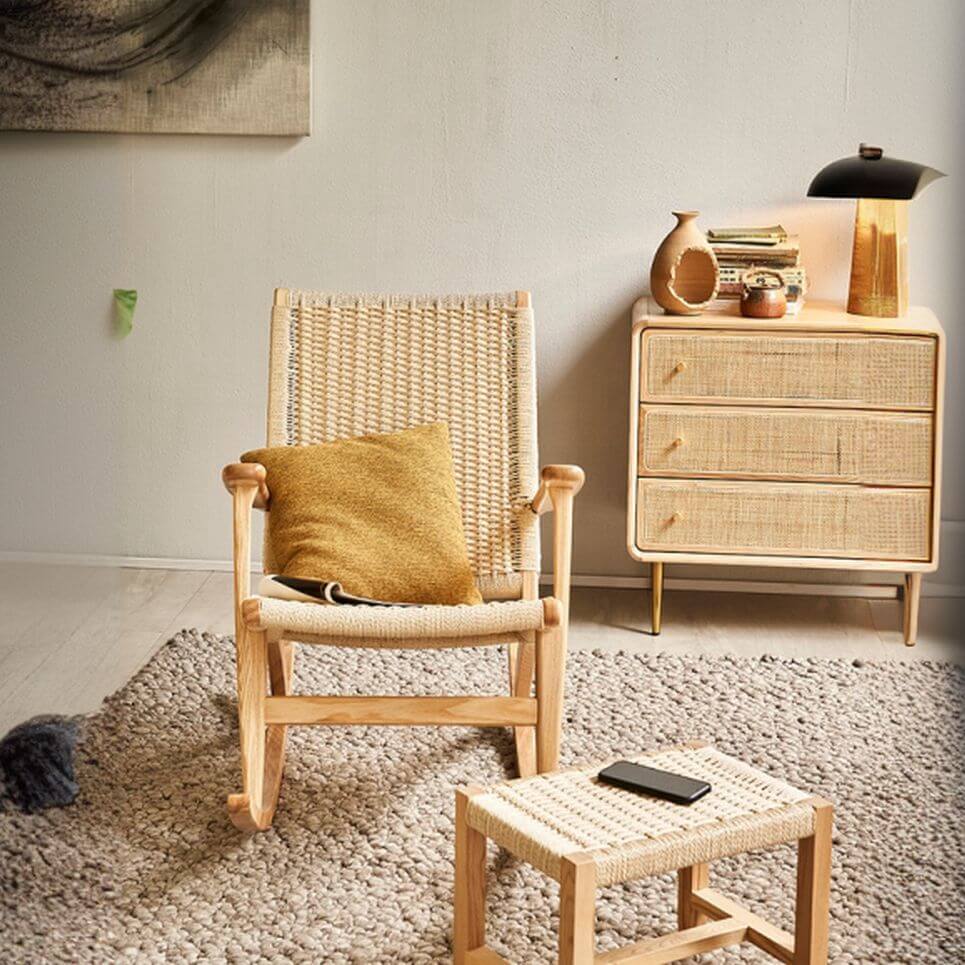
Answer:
[265, 290, 540, 600]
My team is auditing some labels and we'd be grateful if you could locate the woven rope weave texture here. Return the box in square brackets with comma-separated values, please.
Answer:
[644, 332, 936, 409]
[266, 291, 539, 599]
[640, 407, 933, 486]
[256, 596, 546, 643]
[636, 479, 930, 560]
[467, 745, 816, 886]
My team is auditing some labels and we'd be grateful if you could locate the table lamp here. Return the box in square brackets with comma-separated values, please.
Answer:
[807, 144, 944, 317]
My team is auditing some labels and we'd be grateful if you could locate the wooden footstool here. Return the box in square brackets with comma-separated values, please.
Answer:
[454, 742, 832, 964]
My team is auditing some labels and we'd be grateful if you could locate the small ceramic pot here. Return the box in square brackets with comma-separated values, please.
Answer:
[740, 269, 787, 318]
[650, 211, 719, 315]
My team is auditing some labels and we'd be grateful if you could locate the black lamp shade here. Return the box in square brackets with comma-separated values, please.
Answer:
[808, 145, 944, 200]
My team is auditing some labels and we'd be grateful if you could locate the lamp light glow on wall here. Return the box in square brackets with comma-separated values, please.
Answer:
[807, 144, 944, 317]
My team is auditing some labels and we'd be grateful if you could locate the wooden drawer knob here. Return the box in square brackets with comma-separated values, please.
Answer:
[673, 361, 687, 374]
[671, 437, 685, 448]
[670, 511, 684, 523]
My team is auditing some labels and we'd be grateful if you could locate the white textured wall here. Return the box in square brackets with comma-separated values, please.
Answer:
[1, 0, 962, 586]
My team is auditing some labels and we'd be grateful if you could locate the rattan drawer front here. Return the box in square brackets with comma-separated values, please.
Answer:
[641, 331, 936, 409]
[638, 406, 933, 486]
[636, 479, 930, 561]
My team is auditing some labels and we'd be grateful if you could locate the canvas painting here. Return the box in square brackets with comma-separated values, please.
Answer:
[0, 1, 310, 135]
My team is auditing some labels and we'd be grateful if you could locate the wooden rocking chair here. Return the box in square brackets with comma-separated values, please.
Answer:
[221, 290, 584, 831]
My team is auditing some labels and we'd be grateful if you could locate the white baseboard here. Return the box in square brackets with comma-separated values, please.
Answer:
[0, 550, 962, 598]
[0, 550, 239, 572]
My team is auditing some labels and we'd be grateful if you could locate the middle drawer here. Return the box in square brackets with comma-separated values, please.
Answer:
[638, 405, 933, 486]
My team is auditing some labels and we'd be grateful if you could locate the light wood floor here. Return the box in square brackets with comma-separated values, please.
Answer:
[1, 562, 961, 736]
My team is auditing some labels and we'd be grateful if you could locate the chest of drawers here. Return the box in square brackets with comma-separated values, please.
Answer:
[627, 298, 945, 645]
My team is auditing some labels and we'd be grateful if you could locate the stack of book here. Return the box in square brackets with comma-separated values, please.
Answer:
[707, 225, 808, 314]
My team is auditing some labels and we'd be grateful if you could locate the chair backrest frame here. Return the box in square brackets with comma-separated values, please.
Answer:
[263, 289, 540, 599]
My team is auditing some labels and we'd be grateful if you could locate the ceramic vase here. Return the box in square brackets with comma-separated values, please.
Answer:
[649, 211, 719, 315]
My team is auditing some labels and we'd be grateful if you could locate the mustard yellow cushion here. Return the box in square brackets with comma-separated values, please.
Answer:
[242, 423, 482, 606]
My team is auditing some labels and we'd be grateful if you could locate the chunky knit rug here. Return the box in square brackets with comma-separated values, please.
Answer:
[1, 630, 962, 963]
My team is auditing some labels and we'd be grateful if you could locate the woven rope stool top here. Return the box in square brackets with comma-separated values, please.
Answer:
[465, 744, 816, 887]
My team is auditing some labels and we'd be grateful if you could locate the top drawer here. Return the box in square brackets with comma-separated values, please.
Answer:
[641, 330, 936, 410]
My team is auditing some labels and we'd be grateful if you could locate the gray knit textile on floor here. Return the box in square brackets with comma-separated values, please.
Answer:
[0, 630, 962, 963]
[0, 715, 80, 813]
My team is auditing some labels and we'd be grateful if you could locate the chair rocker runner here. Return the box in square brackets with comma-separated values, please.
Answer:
[222, 289, 584, 831]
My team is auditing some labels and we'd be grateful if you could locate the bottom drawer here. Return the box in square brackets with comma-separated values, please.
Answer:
[636, 478, 930, 561]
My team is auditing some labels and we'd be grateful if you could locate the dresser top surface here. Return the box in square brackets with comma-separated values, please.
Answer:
[632, 297, 942, 337]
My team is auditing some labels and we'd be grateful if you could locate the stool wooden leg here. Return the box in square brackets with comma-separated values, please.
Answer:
[559, 853, 595, 965]
[454, 787, 487, 963]
[677, 862, 710, 928]
[794, 800, 833, 965]
[651, 561, 664, 634]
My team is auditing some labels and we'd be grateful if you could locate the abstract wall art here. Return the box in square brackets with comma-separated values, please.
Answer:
[0, 1, 310, 136]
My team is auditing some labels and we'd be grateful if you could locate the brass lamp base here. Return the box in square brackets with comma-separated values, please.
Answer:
[847, 198, 908, 317]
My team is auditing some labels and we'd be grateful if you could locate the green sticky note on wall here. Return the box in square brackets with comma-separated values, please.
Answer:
[113, 289, 137, 337]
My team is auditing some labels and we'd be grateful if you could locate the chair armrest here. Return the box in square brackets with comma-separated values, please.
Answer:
[530, 464, 585, 515]
[529, 464, 584, 618]
[222, 462, 270, 510]
[223, 463, 268, 640]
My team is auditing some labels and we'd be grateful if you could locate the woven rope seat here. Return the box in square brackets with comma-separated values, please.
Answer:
[250, 596, 548, 645]
[466, 744, 815, 887]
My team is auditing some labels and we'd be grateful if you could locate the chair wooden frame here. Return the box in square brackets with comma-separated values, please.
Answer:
[221, 291, 584, 831]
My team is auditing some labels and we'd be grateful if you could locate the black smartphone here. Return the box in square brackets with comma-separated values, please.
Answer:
[597, 760, 711, 805]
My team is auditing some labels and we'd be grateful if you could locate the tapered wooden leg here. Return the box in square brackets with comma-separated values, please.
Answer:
[559, 853, 596, 965]
[677, 862, 710, 928]
[454, 787, 487, 963]
[536, 625, 565, 773]
[508, 636, 537, 778]
[794, 800, 833, 965]
[903, 572, 922, 647]
[651, 561, 664, 635]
